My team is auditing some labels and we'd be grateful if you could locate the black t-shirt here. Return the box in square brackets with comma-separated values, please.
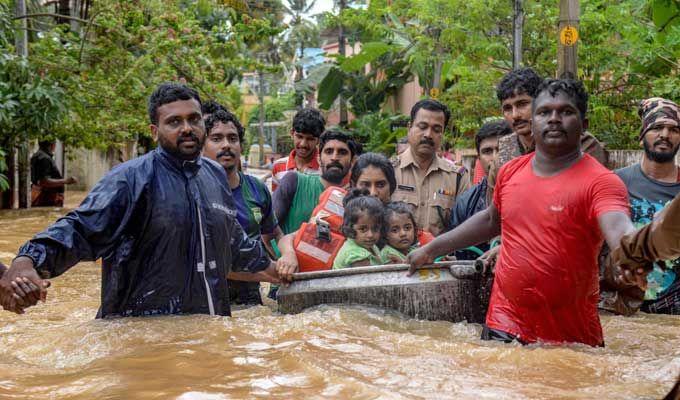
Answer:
[31, 149, 63, 191]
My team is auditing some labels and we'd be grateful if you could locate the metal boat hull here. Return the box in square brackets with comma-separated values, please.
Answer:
[277, 263, 491, 323]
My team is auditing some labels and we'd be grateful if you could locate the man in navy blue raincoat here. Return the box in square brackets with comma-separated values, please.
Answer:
[0, 83, 280, 317]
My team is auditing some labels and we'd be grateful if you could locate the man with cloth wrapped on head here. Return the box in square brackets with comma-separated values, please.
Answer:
[601, 97, 680, 315]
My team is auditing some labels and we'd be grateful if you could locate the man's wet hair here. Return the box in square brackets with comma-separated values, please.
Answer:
[201, 100, 227, 116]
[341, 188, 385, 240]
[205, 109, 245, 144]
[148, 83, 201, 125]
[410, 99, 451, 129]
[384, 201, 418, 247]
[475, 120, 512, 153]
[319, 129, 358, 158]
[38, 140, 55, 151]
[293, 108, 326, 138]
[534, 78, 589, 119]
[350, 152, 397, 196]
[496, 67, 543, 102]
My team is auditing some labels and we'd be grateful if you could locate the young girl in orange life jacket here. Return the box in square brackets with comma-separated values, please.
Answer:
[332, 189, 387, 269]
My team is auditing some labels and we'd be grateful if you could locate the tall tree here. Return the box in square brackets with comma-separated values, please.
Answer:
[282, 0, 320, 107]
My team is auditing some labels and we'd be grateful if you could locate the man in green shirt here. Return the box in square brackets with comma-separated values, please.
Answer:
[272, 130, 357, 235]
[269, 131, 356, 299]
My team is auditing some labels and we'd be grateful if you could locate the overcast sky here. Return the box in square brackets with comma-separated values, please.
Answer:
[307, 0, 335, 16]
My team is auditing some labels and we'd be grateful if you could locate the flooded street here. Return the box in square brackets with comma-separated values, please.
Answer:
[1, 192, 679, 399]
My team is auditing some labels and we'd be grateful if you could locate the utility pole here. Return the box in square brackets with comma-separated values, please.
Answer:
[257, 69, 266, 166]
[338, 0, 348, 126]
[13, 0, 28, 209]
[512, 0, 524, 69]
[557, 0, 579, 79]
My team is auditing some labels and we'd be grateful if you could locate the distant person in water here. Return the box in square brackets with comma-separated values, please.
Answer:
[0, 83, 283, 317]
[30, 140, 78, 207]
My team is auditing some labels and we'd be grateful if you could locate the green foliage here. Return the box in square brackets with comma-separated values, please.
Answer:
[0, 54, 66, 144]
[2, 0, 679, 156]
[245, 92, 296, 153]
[349, 112, 408, 154]
[0, 0, 289, 150]
[339, 41, 393, 72]
[247, 92, 296, 125]
[0, 148, 9, 191]
[650, 0, 680, 28]
[317, 66, 345, 109]
[313, 0, 680, 149]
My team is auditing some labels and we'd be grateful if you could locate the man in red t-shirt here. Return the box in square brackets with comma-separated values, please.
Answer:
[407, 79, 646, 346]
[271, 108, 325, 191]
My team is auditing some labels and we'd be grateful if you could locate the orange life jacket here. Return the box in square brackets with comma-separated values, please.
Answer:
[417, 230, 435, 246]
[309, 186, 347, 233]
[294, 222, 345, 272]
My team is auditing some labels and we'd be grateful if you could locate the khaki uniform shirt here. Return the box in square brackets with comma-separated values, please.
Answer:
[392, 149, 470, 236]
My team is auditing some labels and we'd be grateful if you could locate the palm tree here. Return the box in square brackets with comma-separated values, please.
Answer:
[282, 0, 320, 106]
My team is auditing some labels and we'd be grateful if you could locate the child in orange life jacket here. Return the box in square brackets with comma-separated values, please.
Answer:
[332, 189, 386, 269]
[380, 202, 419, 263]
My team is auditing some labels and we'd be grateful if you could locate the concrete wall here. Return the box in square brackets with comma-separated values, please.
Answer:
[67, 142, 137, 191]
[607, 150, 644, 170]
[65, 146, 672, 192]
[456, 149, 675, 178]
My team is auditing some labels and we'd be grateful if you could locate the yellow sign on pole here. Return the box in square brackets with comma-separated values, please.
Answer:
[560, 26, 579, 46]
[429, 88, 440, 99]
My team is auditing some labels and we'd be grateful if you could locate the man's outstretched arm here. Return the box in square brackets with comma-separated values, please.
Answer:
[598, 211, 647, 290]
[0, 173, 137, 313]
[613, 193, 680, 264]
[407, 202, 501, 275]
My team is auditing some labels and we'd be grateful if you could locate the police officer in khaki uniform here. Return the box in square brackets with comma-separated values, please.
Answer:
[392, 99, 470, 236]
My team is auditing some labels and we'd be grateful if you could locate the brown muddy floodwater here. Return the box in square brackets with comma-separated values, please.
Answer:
[1, 192, 679, 399]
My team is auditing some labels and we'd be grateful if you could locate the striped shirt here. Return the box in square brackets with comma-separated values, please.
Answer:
[271, 149, 320, 191]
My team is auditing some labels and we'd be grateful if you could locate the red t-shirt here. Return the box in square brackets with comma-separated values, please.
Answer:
[271, 149, 321, 191]
[488, 153, 629, 346]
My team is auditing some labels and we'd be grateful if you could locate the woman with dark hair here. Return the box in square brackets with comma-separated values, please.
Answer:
[350, 152, 396, 204]
[276, 154, 396, 279]
[276, 152, 437, 280]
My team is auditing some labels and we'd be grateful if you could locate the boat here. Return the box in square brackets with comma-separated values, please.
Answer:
[277, 261, 492, 323]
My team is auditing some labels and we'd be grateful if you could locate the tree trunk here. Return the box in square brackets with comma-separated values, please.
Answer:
[15, 0, 30, 209]
[295, 39, 305, 108]
[512, 0, 524, 69]
[338, 0, 348, 126]
[258, 70, 266, 166]
[70, 0, 82, 33]
[12, 146, 19, 209]
[57, 0, 70, 25]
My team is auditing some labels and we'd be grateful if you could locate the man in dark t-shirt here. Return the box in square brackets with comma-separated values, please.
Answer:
[450, 120, 511, 260]
[202, 109, 282, 306]
[30, 140, 77, 207]
[607, 98, 680, 315]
